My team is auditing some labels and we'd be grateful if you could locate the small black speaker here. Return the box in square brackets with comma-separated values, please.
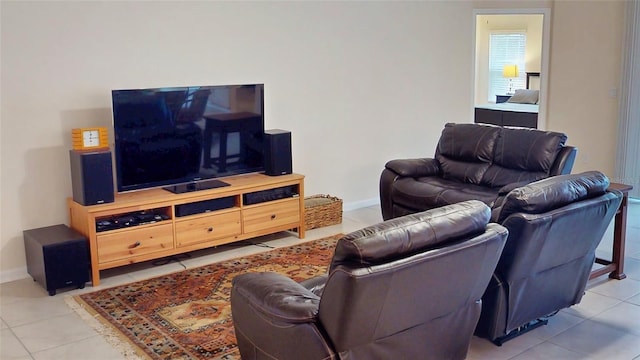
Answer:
[23, 224, 90, 296]
[69, 150, 114, 205]
[264, 129, 292, 176]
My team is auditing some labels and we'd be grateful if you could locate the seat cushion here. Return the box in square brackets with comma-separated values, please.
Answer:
[392, 177, 501, 211]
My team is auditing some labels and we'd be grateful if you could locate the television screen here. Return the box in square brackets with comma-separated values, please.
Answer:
[111, 84, 265, 193]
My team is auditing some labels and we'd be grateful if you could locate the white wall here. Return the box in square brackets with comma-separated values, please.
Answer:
[472, 0, 625, 176]
[0, 1, 475, 281]
[547, 0, 624, 175]
[1, 1, 627, 282]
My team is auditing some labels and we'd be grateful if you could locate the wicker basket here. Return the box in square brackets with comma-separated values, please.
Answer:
[304, 195, 343, 230]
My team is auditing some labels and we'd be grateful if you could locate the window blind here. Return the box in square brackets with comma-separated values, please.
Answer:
[488, 32, 527, 102]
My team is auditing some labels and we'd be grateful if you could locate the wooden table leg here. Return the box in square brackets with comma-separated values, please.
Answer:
[609, 193, 628, 279]
[590, 183, 632, 281]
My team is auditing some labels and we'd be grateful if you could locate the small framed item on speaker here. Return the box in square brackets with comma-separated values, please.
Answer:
[71, 127, 109, 151]
[69, 150, 115, 205]
[264, 129, 292, 176]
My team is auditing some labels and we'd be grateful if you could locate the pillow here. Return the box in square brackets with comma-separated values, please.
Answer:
[507, 89, 539, 104]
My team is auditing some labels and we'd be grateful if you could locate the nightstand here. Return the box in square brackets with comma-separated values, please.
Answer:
[496, 95, 512, 103]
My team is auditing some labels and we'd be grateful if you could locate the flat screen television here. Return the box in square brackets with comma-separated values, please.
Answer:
[111, 84, 265, 193]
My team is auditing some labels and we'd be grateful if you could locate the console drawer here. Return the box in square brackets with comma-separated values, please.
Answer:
[243, 198, 300, 233]
[96, 223, 174, 264]
[175, 210, 242, 247]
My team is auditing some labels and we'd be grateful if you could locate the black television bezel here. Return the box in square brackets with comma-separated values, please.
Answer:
[111, 83, 265, 193]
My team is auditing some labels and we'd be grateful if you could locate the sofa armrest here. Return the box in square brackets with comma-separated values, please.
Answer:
[385, 158, 441, 177]
[491, 180, 537, 217]
[550, 146, 577, 175]
[231, 272, 335, 359]
[232, 272, 320, 323]
[300, 274, 328, 297]
[497, 180, 534, 197]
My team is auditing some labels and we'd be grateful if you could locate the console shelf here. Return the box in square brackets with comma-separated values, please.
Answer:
[67, 173, 305, 286]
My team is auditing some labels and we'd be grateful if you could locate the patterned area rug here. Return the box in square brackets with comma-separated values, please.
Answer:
[67, 234, 341, 360]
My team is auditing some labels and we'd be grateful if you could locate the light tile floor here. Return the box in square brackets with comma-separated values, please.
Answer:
[1, 200, 639, 360]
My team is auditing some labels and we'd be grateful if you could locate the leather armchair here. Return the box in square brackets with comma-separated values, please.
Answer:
[231, 200, 508, 360]
[380, 123, 577, 220]
[474, 171, 623, 345]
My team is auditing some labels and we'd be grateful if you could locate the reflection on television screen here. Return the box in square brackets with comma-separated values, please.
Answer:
[111, 84, 265, 193]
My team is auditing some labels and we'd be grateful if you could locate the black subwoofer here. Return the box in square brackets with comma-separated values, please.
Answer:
[23, 224, 90, 296]
[69, 150, 114, 205]
[264, 129, 292, 176]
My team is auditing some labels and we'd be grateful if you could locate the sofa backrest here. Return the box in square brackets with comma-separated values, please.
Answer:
[319, 200, 508, 358]
[434, 123, 568, 187]
[435, 123, 501, 184]
[481, 127, 567, 188]
[492, 171, 611, 223]
[329, 200, 491, 270]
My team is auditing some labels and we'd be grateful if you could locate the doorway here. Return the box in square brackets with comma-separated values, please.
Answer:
[473, 9, 550, 130]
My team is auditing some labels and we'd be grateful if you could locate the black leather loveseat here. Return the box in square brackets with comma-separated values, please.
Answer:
[380, 123, 577, 220]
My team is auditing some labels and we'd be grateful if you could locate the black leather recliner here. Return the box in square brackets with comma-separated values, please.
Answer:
[474, 171, 623, 345]
[380, 123, 577, 220]
[231, 200, 508, 360]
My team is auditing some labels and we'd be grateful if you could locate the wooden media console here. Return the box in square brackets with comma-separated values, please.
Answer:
[67, 173, 305, 286]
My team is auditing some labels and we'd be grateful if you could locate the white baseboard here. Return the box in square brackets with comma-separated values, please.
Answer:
[0, 267, 29, 284]
[343, 197, 380, 212]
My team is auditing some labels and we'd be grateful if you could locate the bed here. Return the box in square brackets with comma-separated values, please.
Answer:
[475, 72, 541, 128]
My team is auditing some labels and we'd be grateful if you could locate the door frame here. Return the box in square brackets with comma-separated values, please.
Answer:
[472, 8, 551, 130]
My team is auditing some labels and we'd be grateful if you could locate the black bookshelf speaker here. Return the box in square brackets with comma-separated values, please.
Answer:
[264, 129, 292, 176]
[69, 150, 114, 205]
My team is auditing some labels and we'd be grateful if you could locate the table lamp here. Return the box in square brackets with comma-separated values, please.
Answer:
[503, 64, 519, 95]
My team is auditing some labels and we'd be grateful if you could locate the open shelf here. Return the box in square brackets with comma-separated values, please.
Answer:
[68, 173, 305, 285]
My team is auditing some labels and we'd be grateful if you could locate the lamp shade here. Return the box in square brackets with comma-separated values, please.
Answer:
[503, 64, 519, 78]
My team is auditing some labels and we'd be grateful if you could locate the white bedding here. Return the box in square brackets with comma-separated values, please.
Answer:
[475, 103, 539, 114]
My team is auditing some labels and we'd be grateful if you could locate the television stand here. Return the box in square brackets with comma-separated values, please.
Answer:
[67, 173, 305, 286]
[164, 179, 230, 194]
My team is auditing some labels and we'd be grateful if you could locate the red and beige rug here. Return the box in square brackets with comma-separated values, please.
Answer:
[67, 234, 341, 360]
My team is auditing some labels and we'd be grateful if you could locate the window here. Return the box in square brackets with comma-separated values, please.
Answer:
[488, 32, 526, 101]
